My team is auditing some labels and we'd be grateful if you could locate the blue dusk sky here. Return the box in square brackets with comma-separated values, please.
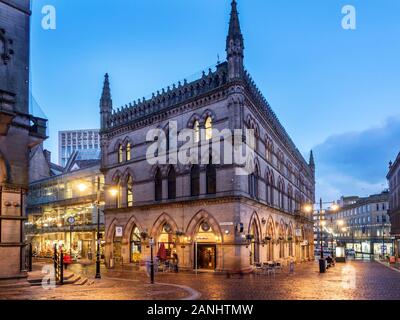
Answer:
[30, 0, 400, 201]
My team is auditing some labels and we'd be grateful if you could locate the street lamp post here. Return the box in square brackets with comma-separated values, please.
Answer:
[95, 176, 101, 279]
[77, 178, 119, 280]
[149, 238, 155, 284]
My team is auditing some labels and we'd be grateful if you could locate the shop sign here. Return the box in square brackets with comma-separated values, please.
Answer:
[301, 240, 309, 246]
[295, 228, 302, 237]
[220, 222, 234, 226]
[115, 226, 123, 237]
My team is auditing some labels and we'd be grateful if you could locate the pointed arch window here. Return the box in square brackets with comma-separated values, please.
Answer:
[155, 168, 162, 201]
[126, 142, 131, 161]
[206, 157, 216, 194]
[205, 117, 213, 141]
[249, 165, 259, 199]
[116, 177, 123, 208]
[127, 175, 133, 207]
[194, 120, 200, 143]
[168, 167, 176, 200]
[118, 144, 123, 163]
[191, 165, 200, 196]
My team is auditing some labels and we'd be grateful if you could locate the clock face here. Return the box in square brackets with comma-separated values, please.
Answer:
[68, 217, 75, 225]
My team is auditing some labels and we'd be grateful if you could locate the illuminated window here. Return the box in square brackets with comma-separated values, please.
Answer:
[167, 166, 176, 200]
[194, 121, 200, 143]
[126, 143, 131, 161]
[205, 117, 213, 141]
[118, 145, 123, 163]
[127, 175, 133, 207]
[155, 168, 162, 201]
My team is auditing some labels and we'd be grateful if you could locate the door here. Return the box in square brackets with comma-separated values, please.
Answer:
[196, 244, 216, 270]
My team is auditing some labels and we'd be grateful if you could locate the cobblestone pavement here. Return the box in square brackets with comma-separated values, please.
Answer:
[0, 262, 192, 300]
[96, 260, 400, 300]
[1, 260, 400, 300]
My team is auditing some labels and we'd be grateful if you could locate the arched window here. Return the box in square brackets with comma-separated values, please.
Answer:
[155, 168, 162, 201]
[167, 167, 176, 200]
[127, 175, 133, 207]
[287, 186, 293, 213]
[191, 165, 200, 196]
[205, 117, 213, 141]
[118, 144, 123, 163]
[206, 158, 216, 194]
[249, 166, 258, 199]
[194, 120, 200, 143]
[116, 178, 123, 208]
[126, 142, 131, 161]
[279, 179, 285, 210]
[269, 172, 275, 206]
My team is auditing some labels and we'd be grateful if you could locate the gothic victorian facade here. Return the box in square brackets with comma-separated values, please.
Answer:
[0, 0, 47, 281]
[100, 1, 315, 272]
[388, 152, 400, 258]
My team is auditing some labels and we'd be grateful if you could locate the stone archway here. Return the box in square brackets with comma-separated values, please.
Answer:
[151, 213, 179, 260]
[186, 210, 222, 271]
[265, 216, 275, 261]
[248, 212, 261, 265]
[122, 215, 143, 263]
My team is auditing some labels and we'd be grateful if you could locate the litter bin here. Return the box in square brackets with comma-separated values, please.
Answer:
[319, 258, 326, 273]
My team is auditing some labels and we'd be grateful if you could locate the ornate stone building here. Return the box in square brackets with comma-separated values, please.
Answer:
[100, 1, 315, 272]
[388, 152, 400, 258]
[0, 0, 47, 282]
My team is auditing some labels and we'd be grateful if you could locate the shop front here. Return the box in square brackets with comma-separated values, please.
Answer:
[32, 230, 103, 261]
[193, 221, 219, 271]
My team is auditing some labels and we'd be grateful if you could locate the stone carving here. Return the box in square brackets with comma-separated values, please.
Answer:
[0, 28, 14, 65]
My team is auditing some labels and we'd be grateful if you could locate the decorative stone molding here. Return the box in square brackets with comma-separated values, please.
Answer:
[0, 28, 14, 65]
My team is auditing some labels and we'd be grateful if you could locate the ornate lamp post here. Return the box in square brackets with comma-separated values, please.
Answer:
[76, 179, 119, 279]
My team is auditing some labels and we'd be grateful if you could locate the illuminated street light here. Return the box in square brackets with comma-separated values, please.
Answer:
[77, 183, 88, 192]
[109, 188, 119, 197]
[331, 203, 340, 211]
[303, 204, 313, 213]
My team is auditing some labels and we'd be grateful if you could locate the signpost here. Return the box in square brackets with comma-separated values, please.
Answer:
[67, 216, 75, 257]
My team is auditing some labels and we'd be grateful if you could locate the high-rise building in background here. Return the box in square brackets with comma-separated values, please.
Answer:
[58, 129, 100, 166]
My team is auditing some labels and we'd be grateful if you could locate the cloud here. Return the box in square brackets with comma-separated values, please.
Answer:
[312, 115, 400, 200]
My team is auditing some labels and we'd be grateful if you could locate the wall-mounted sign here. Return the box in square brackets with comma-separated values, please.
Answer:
[301, 240, 309, 246]
[68, 217, 75, 225]
[115, 226, 123, 237]
[295, 228, 302, 237]
[220, 222, 234, 226]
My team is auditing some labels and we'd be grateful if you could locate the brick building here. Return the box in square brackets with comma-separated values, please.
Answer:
[100, 1, 315, 272]
[0, 0, 47, 282]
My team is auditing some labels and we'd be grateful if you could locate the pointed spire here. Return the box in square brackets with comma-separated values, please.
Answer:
[226, 0, 244, 80]
[101, 73, 112, 103]
[227, 0, 243, 47]
[309, 150, 315, 169]
[100, 73, 113, 130]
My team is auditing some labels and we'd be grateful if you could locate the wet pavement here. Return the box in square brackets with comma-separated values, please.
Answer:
[1, 259, 400, 300]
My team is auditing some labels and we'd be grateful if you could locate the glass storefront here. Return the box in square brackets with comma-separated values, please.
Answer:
[130, 226, 142, 263]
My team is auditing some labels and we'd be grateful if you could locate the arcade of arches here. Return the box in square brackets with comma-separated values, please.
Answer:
[104, 209, 314, 272]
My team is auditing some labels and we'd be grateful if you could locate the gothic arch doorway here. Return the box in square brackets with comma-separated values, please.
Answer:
[249, 219, 260, 265]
